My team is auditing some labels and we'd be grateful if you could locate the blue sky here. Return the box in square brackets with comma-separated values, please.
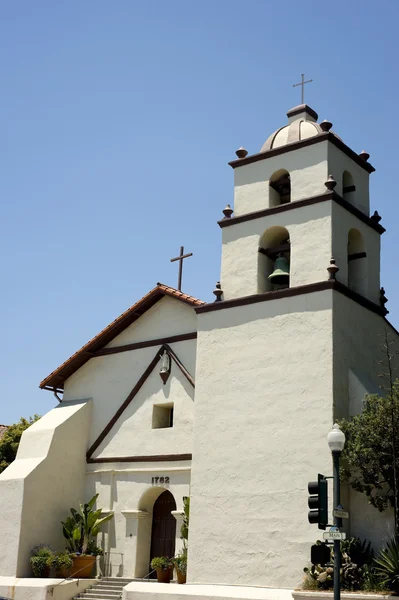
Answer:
[1, 1, 398, 423]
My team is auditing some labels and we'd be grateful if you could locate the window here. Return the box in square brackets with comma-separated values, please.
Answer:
[269, 170, 291, 207]
[347, 228, 367, 296]
[343, 171, 356, 204]
[152, 403, 174, 429]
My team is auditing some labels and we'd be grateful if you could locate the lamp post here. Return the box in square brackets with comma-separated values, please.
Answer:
[327, 423, 346, 600]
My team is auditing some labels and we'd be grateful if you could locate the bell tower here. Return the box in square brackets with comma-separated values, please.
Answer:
[218, 104, 382, 305]
[188, 104, 397, 589]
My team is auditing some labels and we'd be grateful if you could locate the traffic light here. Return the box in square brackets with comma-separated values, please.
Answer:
[308, 473, 328, 530]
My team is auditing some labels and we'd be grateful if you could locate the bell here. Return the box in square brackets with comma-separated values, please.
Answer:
[268, 255, 290, 285]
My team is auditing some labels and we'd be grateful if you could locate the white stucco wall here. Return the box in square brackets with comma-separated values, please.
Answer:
[327, 143, 370, 214]
[189, 291, 334, 588]
[63, 297, 197, 450]
[86, 464, 190, 577]
[331, 202, 380, 304]
[55, 297, 198, 578]
[0, 577, 95, 600]
[332, 292, 399, 548]
[105, 296, 196, 348]
[220, 201, 332, 300]
[233, 143, 328, 216]
[92, 354, 195, 458]
[0, 400, 91, 576]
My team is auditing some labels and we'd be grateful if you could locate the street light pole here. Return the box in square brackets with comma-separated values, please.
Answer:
[327, 424, 346, 600]
[332, 450, 342, 600]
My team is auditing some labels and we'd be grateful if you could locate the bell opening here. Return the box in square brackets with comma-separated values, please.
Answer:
[258, 227, 291, 293]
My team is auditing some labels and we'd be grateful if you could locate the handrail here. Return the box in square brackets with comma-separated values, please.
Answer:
[47, 561, 99, 597]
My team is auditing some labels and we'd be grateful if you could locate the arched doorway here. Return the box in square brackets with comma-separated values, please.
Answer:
[149, 490, 177, 571]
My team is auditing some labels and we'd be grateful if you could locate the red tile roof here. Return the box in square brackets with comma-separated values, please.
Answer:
[40, 283, 204, 392]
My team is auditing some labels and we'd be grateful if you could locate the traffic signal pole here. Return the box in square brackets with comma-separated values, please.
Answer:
[333, 451, 342, 600]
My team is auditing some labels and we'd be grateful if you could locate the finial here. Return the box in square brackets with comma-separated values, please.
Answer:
[320, 120, 333, 132]
[380, 287, 389, 315]
[327, 257, 339, 281]
[235, 147, 248, 159]
[213, 281, 223, 302]
[325, 175, 337, 192]
[371, 210, 382, 224]
[359, 150, 370, 162]
[222, 204, 233, 219]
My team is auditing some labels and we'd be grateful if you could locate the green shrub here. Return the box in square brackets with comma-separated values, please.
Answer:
[47, 552, 73, 573]
[30, 545, 54, 577]
[303, 537, 386, 593]
[374, 537, 399, 594]
[151, 556, 171, 571]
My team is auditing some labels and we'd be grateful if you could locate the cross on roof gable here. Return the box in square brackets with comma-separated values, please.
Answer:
[39, 283, 204, 392]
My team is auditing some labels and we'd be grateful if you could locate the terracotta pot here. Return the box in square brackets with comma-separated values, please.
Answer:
[176, 569, 186, 584]
[56, 566, 71, 579]
[156, 566, 172, 583]
[71, 555, 96, 578]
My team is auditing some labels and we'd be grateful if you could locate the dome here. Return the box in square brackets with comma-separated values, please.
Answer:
[261, 104, 326, 153]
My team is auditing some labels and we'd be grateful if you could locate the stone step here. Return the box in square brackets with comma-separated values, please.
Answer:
[75, 596, 121, 600]
[101, 580, 134, 584]
[94, 585, 125, 590]
[90, 587, 124, 592]
[80, 593, 122, 599]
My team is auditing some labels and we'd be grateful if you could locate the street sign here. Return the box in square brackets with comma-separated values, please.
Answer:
[323, 531, 346, 541]
[333, 508, 349, 519]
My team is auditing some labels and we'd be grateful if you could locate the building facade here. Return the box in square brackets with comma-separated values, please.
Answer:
[0, 103, 396, 589]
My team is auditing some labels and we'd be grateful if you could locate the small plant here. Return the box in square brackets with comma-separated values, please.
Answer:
[374, 537, 399, 594]
[172, 553, 187, 575]
[151, 556, 171, 571]
[46, 552, 73, 577]
[181, 497, 189, 548]
[86, 539, 104, 556]
[30, 545, 54, 578]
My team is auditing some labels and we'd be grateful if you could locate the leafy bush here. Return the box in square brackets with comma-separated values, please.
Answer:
[47, 552, 73, 575]
[30, 545, 54, 577]
[303, 537, 384, 592]
[374, 537, 399, 594]
[151, 556, 171, 571]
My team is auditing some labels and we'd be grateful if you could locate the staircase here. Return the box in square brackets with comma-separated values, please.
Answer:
[74, 578, 134, 600]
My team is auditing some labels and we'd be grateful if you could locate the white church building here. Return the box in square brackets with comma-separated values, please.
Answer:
[0, 102, 397, 596]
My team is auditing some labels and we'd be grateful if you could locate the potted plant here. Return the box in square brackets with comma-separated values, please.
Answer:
[150, 556, 173, 583]
[47, 552, 73, 579]
[172, 551, 187, 584]
[30, 545, 54, 578]
[61, 494, 113, 578]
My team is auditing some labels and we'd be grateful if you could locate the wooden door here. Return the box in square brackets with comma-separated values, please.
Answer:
[150, 490, 177, 573]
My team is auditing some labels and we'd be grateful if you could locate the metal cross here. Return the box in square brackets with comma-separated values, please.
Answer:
[170, 246, 193, 291]
[293, 73, 313, 104]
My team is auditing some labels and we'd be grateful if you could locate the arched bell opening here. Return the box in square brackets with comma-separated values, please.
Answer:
[135, 487, 177, 578]
[258, 226, 290, 293]
[269, 169, 291, 207]
[347, 228, 367, 296]
[343, 171, 356, 205]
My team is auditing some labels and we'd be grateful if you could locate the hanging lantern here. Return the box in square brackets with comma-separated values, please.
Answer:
[268, 254, 290, 286]
[159, 351, 171, 385]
